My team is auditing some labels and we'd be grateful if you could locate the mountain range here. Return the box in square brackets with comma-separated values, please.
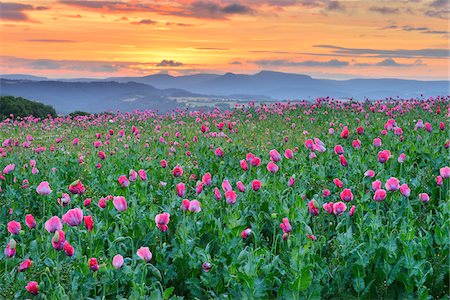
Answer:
[1, 71, 448, 114]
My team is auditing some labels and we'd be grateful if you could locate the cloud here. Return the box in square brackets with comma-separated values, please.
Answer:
[369, 6, 400, 14]
[424, 9, 449, 19]
[156, 60, 183, 67]
[375, 58, 423, 67]
[195, 47, 229, 51]
[253, 59, 349, 67]
[0, 2, 48, 21]
[430, 0, 449, 8]
[0, 56, 143, 73]
[183, 1, 254, 19]
[229, 61, 242, 65]
[130, 19, 157, 25]
[24, 39, 78, 43]
[59, 0, 255, 20]
[314, 45, 450, 58]
[165, 21, 193, 26]
[381, 24, 449, 35]
[326, 1, 345, 11]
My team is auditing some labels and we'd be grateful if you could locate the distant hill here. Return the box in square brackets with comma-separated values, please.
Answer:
[105, 71, 449, 99]
[0, 95, 57, 119]
[0, 74, 48, 81]
[0, 79, 199, 114]
[0, 71, 448, 113]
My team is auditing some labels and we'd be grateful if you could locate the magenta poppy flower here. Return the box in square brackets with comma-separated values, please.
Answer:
[385, 177, 400, 191]
[267, 161, 279, 173]
[340, 189, 353, 202]
[241, 228, 252, 239]
[323, 202, 334, 214]
[51, 230, 65, 250]
[269, 149, 282, 162]
[240, 159, 249, 171]
[364, 170, 375, 178]
[176, 182, 186, 197]
[284, 149, 294, 159]
[334, 145, 344, 155]
[19, 258, 32, 272]
[251, 179, 261, 191]
[418, 193, 430, 203]
[378, 150, 391, 163]
[172, 165, 183, 177]
[225, 190, 237, 205]
[25, 281, 39, 295]
[5, 239, 16, 258]
[373, 189, 387, 201]
[64, 242, 75, 257]
[7, 220, 21, 235]
[308, 200, 319, 216]
[118, 175, 130, 188]
[68, 179, 85, 195]
[202, 172, 212, 185]
[222, 179, 232, 192]
[237, 181, 246, 192]
[89, 258, 99, 272]
[372, 180, 382, 191]
[280, 218, 292, 234]
[333, 178, 343, 188]
[25, 214, 36, 229]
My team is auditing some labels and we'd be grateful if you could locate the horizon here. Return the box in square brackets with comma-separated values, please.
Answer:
[2, 69, 450, 82]
[1, 0, 449, 81]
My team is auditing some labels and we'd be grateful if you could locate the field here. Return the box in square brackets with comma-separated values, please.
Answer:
[0, 97, 449, 299]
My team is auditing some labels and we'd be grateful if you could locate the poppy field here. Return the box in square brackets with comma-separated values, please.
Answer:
[0, 97, 449, 299]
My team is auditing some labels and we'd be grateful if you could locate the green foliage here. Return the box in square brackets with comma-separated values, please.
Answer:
[0, 96, 57, 119]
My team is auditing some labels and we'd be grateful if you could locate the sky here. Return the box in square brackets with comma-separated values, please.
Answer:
[0, 0, 449, 80]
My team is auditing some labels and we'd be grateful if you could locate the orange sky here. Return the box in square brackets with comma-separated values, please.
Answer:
[0, 0, 449, 79]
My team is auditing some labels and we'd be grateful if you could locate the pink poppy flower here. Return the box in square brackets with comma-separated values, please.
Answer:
[45, 216, 62, 233]
[385, 177, 400, 191]
[333, 202, 347, 215]
[241, 228, 252, 239]
[51, 230, 65, 250]
[118, 175, 130, 188]
[25, 281, 39, 295]
[112, 254, 124, 269]
[237, 181, 246, 192]
[280, 218, 292, 234]
[378, 150, 391, 163]
[419, 193, 430, 203]
[172, 165, 183, 177]
[400, 183, 411, 197]
[68, 179, 85, 195]
[19, 258, 32, 272]
[7, 220, 21, 235]
[225, 190, 237, 205]
[155, 212, 170, 231]
[267, 161, 279, 173]
[188, 200, 201, 212]
[269, 149, 282, 162]
[36, 181, 52, 195]
[25, 214, 36, 229]
[62, 208, 83, 226]
[251, 179, 261, 191]
[137, 247, 152, 262]
[340, 189, 353, 202]
[113, 196, 127, 212]
[373, 189, 387, 201]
